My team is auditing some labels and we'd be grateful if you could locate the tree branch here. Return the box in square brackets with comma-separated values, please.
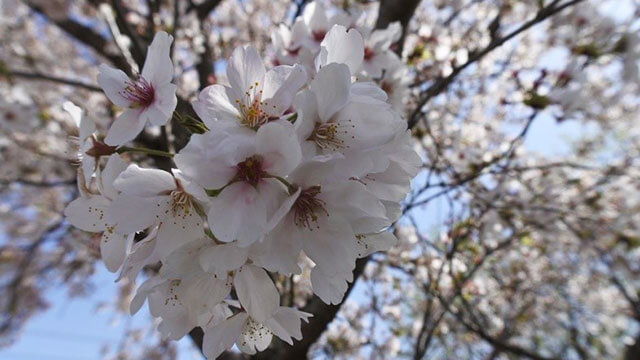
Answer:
[189, 0, 224, 20]
[0, 178, 76, 187]
[407, 0, 585, 129]
[253, 257, 369, 360]
[5, 70, 102, 92]
[375, 0, 422, 54]
[25, 1, 133, 75]
[111, 0, 147, 67]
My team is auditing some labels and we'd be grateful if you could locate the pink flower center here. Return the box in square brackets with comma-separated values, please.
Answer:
[235, 155, 266, 188]
[293, 186, 328, 230]
[364, 46, 375, 61]
[287, 46, 301, 56]
[121, 77, 155, 108]
[312, 30, 326, 42]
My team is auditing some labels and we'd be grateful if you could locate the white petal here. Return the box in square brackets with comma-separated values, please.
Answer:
[107, 194, 164, 234]
[146, 83, 177, 126]
[324, 181, 387, 220]
[97, 64, 131, 107]
[117, 227, 158, 282]
[114, 164, 176, 197]
[234, 264, 279, 323]
[293, 89, 318, 141]
[141, 31, 174, 85]
[261, 64, 307, 117]
[160, 238, 209, 279]
[98, 154, 128, 200]
[302, 2, 328, 33]
[256, 121, 302, 177]
[237, 317, 273, 354]
[104, 108, 146, 146]
[203, 312, 248, 360]
[318, 25, 364, 75]
[310, 266, 353, 305]
[251, 219, 303, 275]
[193, 84, 241, 129]
[369, 22, 402, 50]
[157, 313, 192, 340]
[303, 216, 358, 276]
[265, 187, 300, 232]
[79, 117, 96, 142]
[226, 45, 266, 99]
[174, 132, 247, 189]
[64, 195, 110, 232]
[350, 82, 388, 102]
[199, 243, 249, 273]
[130, 276, 163, 315]
[356, 231, 397, 258]
[172, 169, 209, 202]
[63, 101, 85, 133]
[334, 101, 401, 150]
[153, 202, 204, 260]
[310, 63, 351, 122]
[265, 307, 312, 345]
[100, 230, 130, 272]
[207, 182, 267, 246]
[182, 272, 232, 316]
[81, 154, 95, 188]
[288, 156, 337, 188]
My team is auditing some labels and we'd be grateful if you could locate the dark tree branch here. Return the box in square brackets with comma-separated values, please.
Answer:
[407, 0, 585, 129]
[25, 1, 133, 75]
[253, 257, 369, 360]
[111, 0, 147, 67]
[189, 0, 224, 20]
[436, 289, 559, 360]
[375, 0, 422, 54]
[189, 0, 223, 90]
[0, 178, 76, 187]
[5, 70, 102, 92]
[195, 20, 215, 90]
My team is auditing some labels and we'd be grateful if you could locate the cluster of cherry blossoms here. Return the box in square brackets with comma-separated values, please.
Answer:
[63, 9, 419, 359]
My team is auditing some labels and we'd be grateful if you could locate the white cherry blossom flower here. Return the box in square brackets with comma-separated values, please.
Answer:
[106, 165, 206, 267]
[300, 1, 356, 50]
[98, 31, 177, 145]
[315, 24, 364, 75]
[130, 274, 233, 340]
[375, 61, 410, 111]
[254, 159, 391, 303]
[64, 154, 131, 272]
[203, 307, 311, 359]
[192, 45, 306, 131]
[175, 120, 301, 246]
[295, 63, 404, 159]
[271, 20, 315, 70]
[359, 22, 402, 78]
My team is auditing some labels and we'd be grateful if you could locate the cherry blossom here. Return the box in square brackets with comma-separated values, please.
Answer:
[106, 165, 206, 274]
[203, 307, 312, 358]
[97, 32, 177, 146]
[64, 154, 131, 272]
[175, 120, 302, 247]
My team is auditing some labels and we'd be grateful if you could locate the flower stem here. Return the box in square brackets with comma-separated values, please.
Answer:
[272, 176, 298, 195]
[117, 146, 174, 158]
